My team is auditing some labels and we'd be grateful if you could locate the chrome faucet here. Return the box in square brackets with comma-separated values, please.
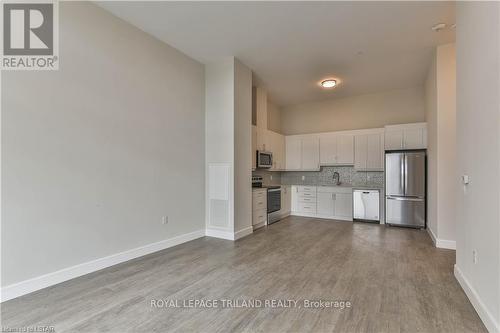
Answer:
[332, 172, 341, 186]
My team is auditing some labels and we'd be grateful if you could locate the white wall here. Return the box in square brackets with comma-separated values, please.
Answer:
[425, 43, 457, 248]
[1, 2, 205, 288]
[205, 57, 252, 239]
[425, 48, 438, 239]
[205, 59, 235, 237]
[233, 59, 252, 234]
[280, 87, 425, 135]
[455, 3, 500, 332]
[267, 100, 282, 134]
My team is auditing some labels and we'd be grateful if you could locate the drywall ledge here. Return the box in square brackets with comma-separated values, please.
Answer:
[455, 265, 500, 333]
[0, 229, 205, 302]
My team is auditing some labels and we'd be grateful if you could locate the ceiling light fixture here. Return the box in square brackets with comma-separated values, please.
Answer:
[321, 79, 337, 88]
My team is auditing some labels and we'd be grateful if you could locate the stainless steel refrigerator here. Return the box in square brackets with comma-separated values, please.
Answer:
[385, 151, 426, 228]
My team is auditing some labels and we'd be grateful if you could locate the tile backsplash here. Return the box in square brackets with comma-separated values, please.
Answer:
[253, 166, 383, 187]
[252, 170, 281, 185]
[280, 166, 384, 187]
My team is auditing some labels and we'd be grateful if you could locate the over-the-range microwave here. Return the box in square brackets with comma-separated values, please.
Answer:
[257, 150, 273, 168]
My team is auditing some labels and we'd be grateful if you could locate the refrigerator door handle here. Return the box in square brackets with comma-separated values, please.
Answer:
[403, 154, 408, 196]
[401, 154, 404, 194]
[387, 196, 424, 202]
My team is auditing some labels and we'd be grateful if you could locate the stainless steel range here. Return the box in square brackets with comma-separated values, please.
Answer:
[252, 176, 282, 224]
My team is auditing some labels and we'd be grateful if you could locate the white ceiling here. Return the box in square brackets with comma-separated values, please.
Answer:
[97, 1, 455, 107]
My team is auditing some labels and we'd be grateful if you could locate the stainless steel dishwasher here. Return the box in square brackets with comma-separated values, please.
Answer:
[353, 189, 380, 222]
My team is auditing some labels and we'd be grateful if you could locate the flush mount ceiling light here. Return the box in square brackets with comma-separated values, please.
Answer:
[320, 79, 337, 88]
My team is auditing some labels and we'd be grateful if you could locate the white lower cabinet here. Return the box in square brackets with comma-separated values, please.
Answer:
[274, 185, 292, 219]
[252, 189, 267, 228]
[333, 193, 353, 220]
[291, 185, 353, 221]
[317, 191, 335, 216]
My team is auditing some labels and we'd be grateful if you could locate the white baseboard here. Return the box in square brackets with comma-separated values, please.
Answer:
[234, 226, 253, 240]
[291, 212, 352, 221]
[427, 227, 437, 244]
[454, 264, 500, 333]
[205, 226, 253, 240]
[436, 238, 456, 250]
[205, 228, 235, 240]
[0, 229, 205, 303]
[427, 227, 456, 250]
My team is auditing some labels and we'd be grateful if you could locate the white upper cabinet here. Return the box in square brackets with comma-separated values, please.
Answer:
[385, 123, 427, 150]
[366, 133, 384, 170]
[301, 135, 320, 170]
[266, 130, 285, 170]
[275, 133, 286, 170]
[403, 127, 427, 149]
[354, 135, 368, 170]
[281, 123, 426, 171]
[285, 135, 320, 171]
[384, 130, 404, 150]
[354, 131, 384, 171]
[319, 133, 337, 165]
[336, 134, 355, 164]
[319, 133, 354, 165]
[285, 136, 302, 170]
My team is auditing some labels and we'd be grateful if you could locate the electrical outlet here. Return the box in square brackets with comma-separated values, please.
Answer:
[270, 175, 273, 181]
[472, 249, 478, 264]
[162, 216, 169, 225]
[302, 176, 305, 181]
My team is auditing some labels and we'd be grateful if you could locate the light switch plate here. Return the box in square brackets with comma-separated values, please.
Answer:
[462, 175, 470, 185]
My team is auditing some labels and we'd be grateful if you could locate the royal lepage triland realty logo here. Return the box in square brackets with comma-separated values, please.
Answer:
[1, 0, 58, 70]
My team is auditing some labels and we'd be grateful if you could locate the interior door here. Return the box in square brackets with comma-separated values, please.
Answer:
[404, 152, 425, 197]
[385, 153, 405, 196]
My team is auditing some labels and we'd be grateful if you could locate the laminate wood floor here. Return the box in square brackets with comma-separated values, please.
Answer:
[1, 216, 487, 332]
